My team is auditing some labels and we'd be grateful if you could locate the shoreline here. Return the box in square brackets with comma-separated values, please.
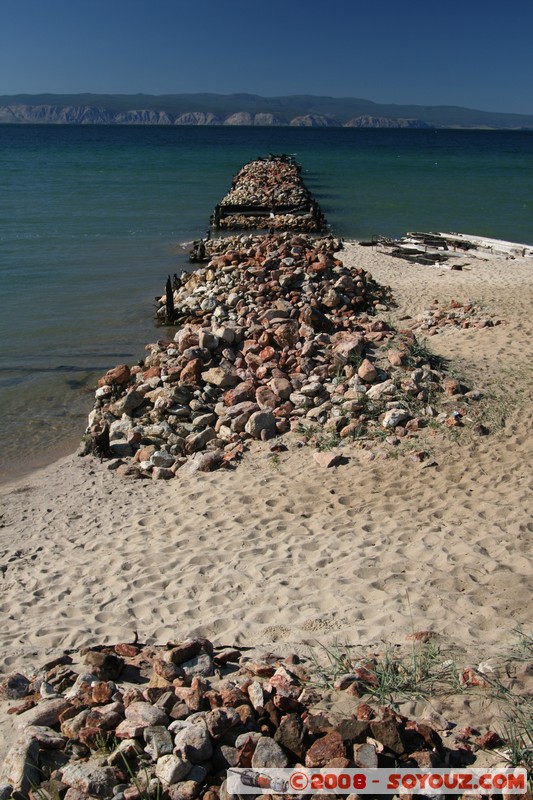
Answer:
[1, 230, 531, 490]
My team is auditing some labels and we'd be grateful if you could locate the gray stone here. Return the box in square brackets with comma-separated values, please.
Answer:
[144, 726, 174, 759]
[382, 408, 411, 428]
[155, 754, 192, 786]
[0, 673, 30, 700]
[192, 413, 217, 429]
[173, 720, 213, 763]
[244, 410, 277, 439]
[150, 450, 176, 468]
[184, 451, 223, 473]
[124, 702, 169, 729]
[251, 736, 289, 768]
[60, 761, 121, 798]
[205, 707, 240, 739]
[25, 725, 67, 749]
[202, 367, 239, 388]
[198, 330, 219, 351]
[184, 428, 217, 454]
[235, 731, 262, 749]
[0, 734, 40, 797]
[180, 652, 215, 678]
[353, 742, 378, 768]
[16, 698, 71, 729]
[366, 379, 394, 400]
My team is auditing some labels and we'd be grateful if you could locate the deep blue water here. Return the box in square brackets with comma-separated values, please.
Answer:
[0, 125, 532, 479]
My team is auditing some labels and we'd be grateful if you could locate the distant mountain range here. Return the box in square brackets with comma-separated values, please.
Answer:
[0, 93, 532, 129]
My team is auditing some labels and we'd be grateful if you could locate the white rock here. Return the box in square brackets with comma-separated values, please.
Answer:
[382, 408, 410, 428]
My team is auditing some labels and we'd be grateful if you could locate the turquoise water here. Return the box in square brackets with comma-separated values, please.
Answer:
[0, 125, 532, 479]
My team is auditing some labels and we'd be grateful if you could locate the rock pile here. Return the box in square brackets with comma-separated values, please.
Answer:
[80, 233, 486, 477]
[413, 299, 504, 335]
[0, 638, 506, 800]
[212, 157, 326, 232]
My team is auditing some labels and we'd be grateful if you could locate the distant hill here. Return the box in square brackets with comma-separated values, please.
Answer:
[0, 93, 532, 128]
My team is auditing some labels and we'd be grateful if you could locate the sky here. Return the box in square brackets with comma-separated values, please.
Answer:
[1, 0, 532, 115]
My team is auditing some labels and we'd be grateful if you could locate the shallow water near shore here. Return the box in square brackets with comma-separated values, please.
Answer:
[1, 125, 532, 481]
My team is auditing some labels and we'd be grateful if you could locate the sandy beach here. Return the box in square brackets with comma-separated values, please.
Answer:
[1, 240, 531, 762]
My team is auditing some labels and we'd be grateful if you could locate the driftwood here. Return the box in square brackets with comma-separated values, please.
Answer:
[165, 275, 175, 324]
[79, 423, 110, 459]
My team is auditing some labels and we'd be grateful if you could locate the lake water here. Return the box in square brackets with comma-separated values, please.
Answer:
[1, 125, 532, 480]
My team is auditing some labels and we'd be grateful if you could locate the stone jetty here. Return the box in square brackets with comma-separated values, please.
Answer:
[0, 638, 511, 799]
[211, 156, 326, 232]
[80, 230, 488, 477]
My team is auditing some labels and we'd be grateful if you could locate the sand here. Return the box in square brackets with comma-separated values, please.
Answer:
[0, 240, 531, 759]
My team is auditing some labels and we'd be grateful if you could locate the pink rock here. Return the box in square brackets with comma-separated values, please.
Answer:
[98, 364, 131, 388]
[331, 331, 365, 360]
[305, 731, 346, 767]
[224, 380, 255, 406]
[268, 377, 291, 400]
[180, 359, 203, 385]
[387, 349, 405, 366]
[255, 386, 278, 410]
[273, 322, 299, 348]
[357, 358, 378, 383]
[443, 377, 462, 396]
[175, 326, 200, 353]
[313, 451, 342, 468]
[124, 701, 169, 729]
[259, 346, 277, 362]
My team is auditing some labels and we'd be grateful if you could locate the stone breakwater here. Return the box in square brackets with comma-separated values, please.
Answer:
[80, 232, 488, 478]
[0, 638, 510, 799]
[212, 156, 326, 232]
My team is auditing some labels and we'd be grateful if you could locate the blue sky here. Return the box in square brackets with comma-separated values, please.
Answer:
[1, 0, 532, 114]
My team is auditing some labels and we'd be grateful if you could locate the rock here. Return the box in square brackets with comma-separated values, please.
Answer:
[180, 359, 203, 385]
[255, 386, 278, 410]
[124, 702, 169, 730]
[155, 754, 192, 786]
[173, 720, 213, 762]
[370, 718, 405, 755]
[167, 779, 203, 800]
[205, 707, 240, 739]
[144, 726, 174, 759]
[24, 725, 67, 749]
[387, 349, 405, 366]
[16, 699, 72, 729]
[305, 731, 346, 767]
[98, 364, 131, 388]
[60, 762, 121, 798]
[150, 450, 176, 468]
[251, 736, 289, 768]
[244, 410, 277, 439]
[313, 451, 342, 468]
[152, 466, 175, 480]
[357, 358, 378, 383]
[180, 652, 215, 678]
[353, 742, 378, 768]
[382, 408, 411, 428]
[331, 332, 365, 360]
[274, 714, 306, 760]
[83, 651, 124, 680]
[247, 682, 264, 712]
[0, 734, 40, 797]
[0, 673, 31, 700]
[184, 428, 217, 454]
[202, 367, 239, 388]
[184, 451, 223, 473]
[336, 718, 370, 743]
